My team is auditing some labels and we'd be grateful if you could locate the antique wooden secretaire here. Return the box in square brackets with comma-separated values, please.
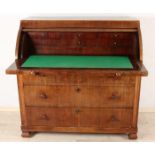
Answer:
[6, 18, 148, 139]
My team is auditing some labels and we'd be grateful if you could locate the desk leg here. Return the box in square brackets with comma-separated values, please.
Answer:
[128, 133, 137, 139]
[22, 131, 31, 138]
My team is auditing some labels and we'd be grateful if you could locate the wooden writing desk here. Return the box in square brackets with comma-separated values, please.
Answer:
[6, 18, 148, 139]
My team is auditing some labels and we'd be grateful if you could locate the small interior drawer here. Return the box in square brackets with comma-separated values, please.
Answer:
[29, 32, 79, 48]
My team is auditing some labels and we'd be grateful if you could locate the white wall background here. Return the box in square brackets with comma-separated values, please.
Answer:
[0, 14, 154, 108]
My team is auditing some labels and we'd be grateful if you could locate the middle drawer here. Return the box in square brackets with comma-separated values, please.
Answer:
[24, 85, 134, 108]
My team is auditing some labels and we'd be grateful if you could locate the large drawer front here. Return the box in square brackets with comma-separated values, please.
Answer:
[24, 85, 134, 108]
[23, 74, 135, 86]
[78, 86, 134, 107]
[24, 85, 78, 107]
[26, 107, 132, 128]
[27, 107, 75, 127]
[78, 108, 133, 128]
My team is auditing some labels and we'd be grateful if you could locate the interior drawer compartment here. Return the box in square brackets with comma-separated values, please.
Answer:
[50, 32, 79, 47]
[78, 32, 100, 47]
[24, 85, 79, 107]
[98, 32, 136, 52]
[28, 32, 79, 52]
[26, 107, 75, 127]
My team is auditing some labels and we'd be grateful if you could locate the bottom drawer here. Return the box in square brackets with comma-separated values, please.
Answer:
[101, 109, 133, 128]
[79, 108, 133, 128]
[27, 107, 75, 127]
[26, 107, 133, 128]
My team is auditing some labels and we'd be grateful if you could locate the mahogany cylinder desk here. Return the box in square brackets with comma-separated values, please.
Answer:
[6, 18, 148, 139]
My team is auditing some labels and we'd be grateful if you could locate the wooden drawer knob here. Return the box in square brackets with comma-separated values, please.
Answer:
[115, 72, 122, 77]
[114, 34, 118, 37]
[113, 41, 118, 48]
[30, 71, 35, 75]
[109, 93, 120, 100]
[75, 108, 80, 113]
[108, 73, 122, 79]
[30, 71, 40, 76]
[40, 93, 47, 99]
[76, 87, 81, 92]
[110, 115, 117, 122]
[113, 42, 117, 46]
[78, 41, 81, 45]
[40, 114, 49, 120]
[77, 33, 81, 37]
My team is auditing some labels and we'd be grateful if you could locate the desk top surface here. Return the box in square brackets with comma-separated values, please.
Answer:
[21, 55, 133, 69]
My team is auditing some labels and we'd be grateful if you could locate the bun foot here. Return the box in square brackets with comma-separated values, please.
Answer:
[128, 133, 137, 139]
[21, 131, 31, 138]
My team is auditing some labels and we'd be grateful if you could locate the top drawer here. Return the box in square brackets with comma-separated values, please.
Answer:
[23, 72, 136, 86]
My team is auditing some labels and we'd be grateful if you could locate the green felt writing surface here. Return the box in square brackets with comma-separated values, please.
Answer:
[21, 55, 133, 69]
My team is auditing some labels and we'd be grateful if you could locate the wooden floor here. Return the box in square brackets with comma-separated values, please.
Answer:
[0, 110, 155, 142]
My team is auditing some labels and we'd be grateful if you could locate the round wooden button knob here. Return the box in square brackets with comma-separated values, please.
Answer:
[113, 42, 117, 46]
[30, 71, 40, 76]
[41, 114, 49, 120]
[76, 87, 81, 92]
[75, 109, 80, 113]
[40, 93, 47, 99]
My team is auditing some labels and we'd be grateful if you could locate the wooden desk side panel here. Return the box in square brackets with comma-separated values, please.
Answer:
[132, 76, 141, 129]
[17, 75, 30, 137]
